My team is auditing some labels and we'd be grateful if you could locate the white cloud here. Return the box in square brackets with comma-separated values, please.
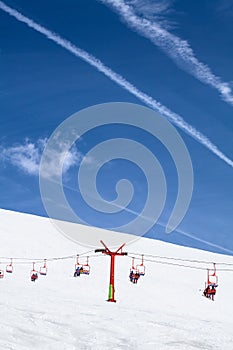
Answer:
[40, 140, 82, 179]
[0, 139, 45, 175]
[0, 138, 82, 177]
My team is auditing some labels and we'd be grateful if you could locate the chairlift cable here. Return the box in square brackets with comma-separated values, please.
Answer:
[127, 255, 233, 272]
[127, 252, 233, 266]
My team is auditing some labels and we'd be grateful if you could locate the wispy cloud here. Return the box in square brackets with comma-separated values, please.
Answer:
[0, 139, 46, 175]
[99, 0, 233, 105]
[0, 138, 81, 177]
[0, 1, 233, 169]
[128, 0, 175, 28]
[39, 140, 82, 179]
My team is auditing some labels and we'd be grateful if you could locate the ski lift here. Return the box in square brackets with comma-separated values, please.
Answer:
[136, 255, 146, 276]
[130, 257, 138, 274]
[129, 257, 140, 284]
[74, 255, 90, 275]
[203, 263, 218, 301]
[6, 258, 13, 273]
[31, 262, 38, 282]
[39, 259, 47, 276]
[205, 263, 218, 288]
[82, 256, 90, 275]
[74, 255, 83, 273]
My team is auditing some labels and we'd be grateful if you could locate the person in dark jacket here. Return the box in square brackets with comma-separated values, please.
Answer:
[74, 267, 81, 277]
[129, 270, 134, 282]
[133, 272, 140, 284]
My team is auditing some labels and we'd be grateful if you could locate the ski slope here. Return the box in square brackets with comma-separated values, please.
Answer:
[0, 209, 233, 350]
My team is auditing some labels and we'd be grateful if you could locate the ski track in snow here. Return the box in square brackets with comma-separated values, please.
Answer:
[0, 209, 233, 349]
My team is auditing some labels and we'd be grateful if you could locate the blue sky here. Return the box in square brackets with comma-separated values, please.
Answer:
[0, 0, 233, 254]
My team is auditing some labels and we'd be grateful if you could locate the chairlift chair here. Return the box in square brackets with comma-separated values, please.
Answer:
[130, 257, 138, 273]
[31, 262, 38, 282]
[205, 263, 218, 288]
[129, 257, 140, 283]
[39, 259, 47, 276]
[6, 259, 13, 273]
[75, 255, 90, 275]
[82, 256, 90, 275]
[74, 255, 83, 274]
[203, 263, 218, 300]
[136, 255, 146, 276]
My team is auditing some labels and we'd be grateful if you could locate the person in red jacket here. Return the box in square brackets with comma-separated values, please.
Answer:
[31, 272, 38, 282]
[204, 284, 217, 300]
[208, 284, 217, 301]
[203, 285, 211, 298]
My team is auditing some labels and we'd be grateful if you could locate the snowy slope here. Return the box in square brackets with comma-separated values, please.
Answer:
[0, 209, 233, 350]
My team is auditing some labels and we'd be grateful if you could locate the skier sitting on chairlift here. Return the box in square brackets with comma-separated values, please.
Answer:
[74, 267, 81, 277]
[74, 266, 84, 277]
[31, 272, 38, 282]
[129, 270, 140, 284]
[129, 270, 134, 282]
[133, 272, 140, 284]
[209, 284, 217, 301]
[204, 284, 218, 300]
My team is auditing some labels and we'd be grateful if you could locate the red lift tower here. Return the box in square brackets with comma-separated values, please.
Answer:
[95, 240, 127, 302]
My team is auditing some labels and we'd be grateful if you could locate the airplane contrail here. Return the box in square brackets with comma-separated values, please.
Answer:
[99, 0, 233, 106]
[0, 0, 233, 168]
[57, 181, 233, 255]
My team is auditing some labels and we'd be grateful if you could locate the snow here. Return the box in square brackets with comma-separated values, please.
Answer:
[0, 209, 233, 349]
